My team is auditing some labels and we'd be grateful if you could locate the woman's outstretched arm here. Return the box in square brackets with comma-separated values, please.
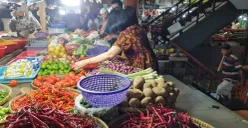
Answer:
[73, 46, 122, 70]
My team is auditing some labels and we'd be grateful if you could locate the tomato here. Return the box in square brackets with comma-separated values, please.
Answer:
[48, 79, 56, 85]
[36, 76, 43, 81]
[43, 81, 51, 86]
[33, 79, 40, 86]
[68, 72, 76, 77]
[54, 77, 61, 82]
[43, 76, 50, 82]
[9, 80, 18, 87]
[35, 81, 43, 87]
[64, 82, 71, 87]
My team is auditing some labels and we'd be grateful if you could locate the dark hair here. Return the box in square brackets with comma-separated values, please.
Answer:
[106, 7, 138, 34]
[221, 44, 231, 50]
[112, 0, 123, 7]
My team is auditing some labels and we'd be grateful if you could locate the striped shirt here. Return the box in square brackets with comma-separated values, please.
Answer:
[222, 54, 242, 83]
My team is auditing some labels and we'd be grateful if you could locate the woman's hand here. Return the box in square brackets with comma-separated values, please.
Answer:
[73, 60, 89, 70]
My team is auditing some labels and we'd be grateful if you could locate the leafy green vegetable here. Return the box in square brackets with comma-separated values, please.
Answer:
[0, 91, 8, 101]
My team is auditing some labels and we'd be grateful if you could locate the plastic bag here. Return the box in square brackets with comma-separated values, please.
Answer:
[48, 36, 67, 57]
[94, 39, 110, 48]
[65, 42, 80, 56]
[74, 95, 112, 116]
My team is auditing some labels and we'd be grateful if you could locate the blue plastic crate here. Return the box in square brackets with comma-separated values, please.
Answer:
[0, 66, 40, 84]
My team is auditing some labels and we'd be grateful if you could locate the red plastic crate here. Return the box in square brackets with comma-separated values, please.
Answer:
[0, 44, 17, 54]
[16, 51, 36, 59]
[5, 38, 28, 49]
[0, 46, 6, 59]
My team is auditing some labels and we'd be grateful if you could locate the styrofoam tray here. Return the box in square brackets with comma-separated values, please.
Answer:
[0, 66, 40, 84]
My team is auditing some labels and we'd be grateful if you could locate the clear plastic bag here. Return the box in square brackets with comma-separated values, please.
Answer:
[48, 37, 67, 58]
[74, 95, 112, 116]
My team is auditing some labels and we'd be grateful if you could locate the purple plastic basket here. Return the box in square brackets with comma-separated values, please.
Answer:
[34, 32, 48, 39]
[77, 74, 131, 107]
[86, 46, 108, 57]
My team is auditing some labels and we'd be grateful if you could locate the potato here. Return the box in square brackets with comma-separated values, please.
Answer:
[166, 82, 175, 87]
[167, 93, 176, 104]
[143, 88, 155, 98]
[129, 98, 141, 108]
[157, 81, 167, 89]
[133, 76, 145, 89]
[152, 87, 166, 97]
[120, 99, 129, 107]
[141, 97, 153, 107]
[149, 80, 157, 88]
[127, 89, 144, 100]
[174, 88, 180, 97]
[167, 87, 174, 93]
[155, 96, 166, 105]
[155, 78, 165, 83]
[143, 83, 153, 89]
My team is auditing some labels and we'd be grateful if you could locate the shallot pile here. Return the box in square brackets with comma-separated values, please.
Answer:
[0, 106, 100, 128]
[102, 61, 140, 75]
[117, 105, 200, 128]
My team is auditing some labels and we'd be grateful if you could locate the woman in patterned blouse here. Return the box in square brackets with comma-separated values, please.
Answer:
[73, 7, 157, 71]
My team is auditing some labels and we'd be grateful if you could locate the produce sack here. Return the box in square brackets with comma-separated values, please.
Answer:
[48, 36, 67, 58]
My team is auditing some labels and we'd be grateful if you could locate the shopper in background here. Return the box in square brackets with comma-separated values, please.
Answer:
[109, 0, 123, 12]
[216, 44, 244, 101]
[99, 8, 108, 34]
[73, 7, 158, 70]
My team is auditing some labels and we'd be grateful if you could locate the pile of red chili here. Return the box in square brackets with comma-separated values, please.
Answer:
[117, 105, 200, 128]
[0, 106, 97, 128]
[12, 85, 79, 112]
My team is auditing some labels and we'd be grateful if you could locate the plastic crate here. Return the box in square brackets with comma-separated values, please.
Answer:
[4, 38, 27, 49]
[28, 38, 48, 47]
[16, 51, 36, 59]
[48, 27, 65, 34]
[0, 46, 6, 59]
[0, 66, 40, 84]
[25, 46, 47, 51]
[0, 43, 16, 54]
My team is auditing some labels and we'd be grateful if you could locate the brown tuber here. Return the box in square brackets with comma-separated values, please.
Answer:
[174, 88, 180, 97]
[133, 76, 145, 89]
[157, 81, 168, 89]
[155, 78, 165, 84]
[127, 89, 144, 100]
[143, 83, 153, 89]
[167, 93, 176, 104]
[141, 97, 153, 107]
[120, 98, 129, 107]
[149, 80, 157, 88]
[143, 88, 155, 98]
[166, 82, 175, 87]
[155, 96, 166, 105]
[129, 98, 141, 108]
[152, 87, 166, 97]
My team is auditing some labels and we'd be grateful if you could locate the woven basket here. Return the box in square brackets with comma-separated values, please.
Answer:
[108, 115, 213, 128]
[0, 84, 12, 106]
[94, 117, 109, 128]
[31, 75, 77, 89]
[9, 88, 80, 113]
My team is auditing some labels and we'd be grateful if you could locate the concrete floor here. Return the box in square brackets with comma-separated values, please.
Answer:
[165, 75, 248, 128]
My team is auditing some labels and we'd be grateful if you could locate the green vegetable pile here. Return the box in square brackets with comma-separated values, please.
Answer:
[0, 106, 9, 122]
[0, 92, 8, 102]
[38, 61, 71, 76]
